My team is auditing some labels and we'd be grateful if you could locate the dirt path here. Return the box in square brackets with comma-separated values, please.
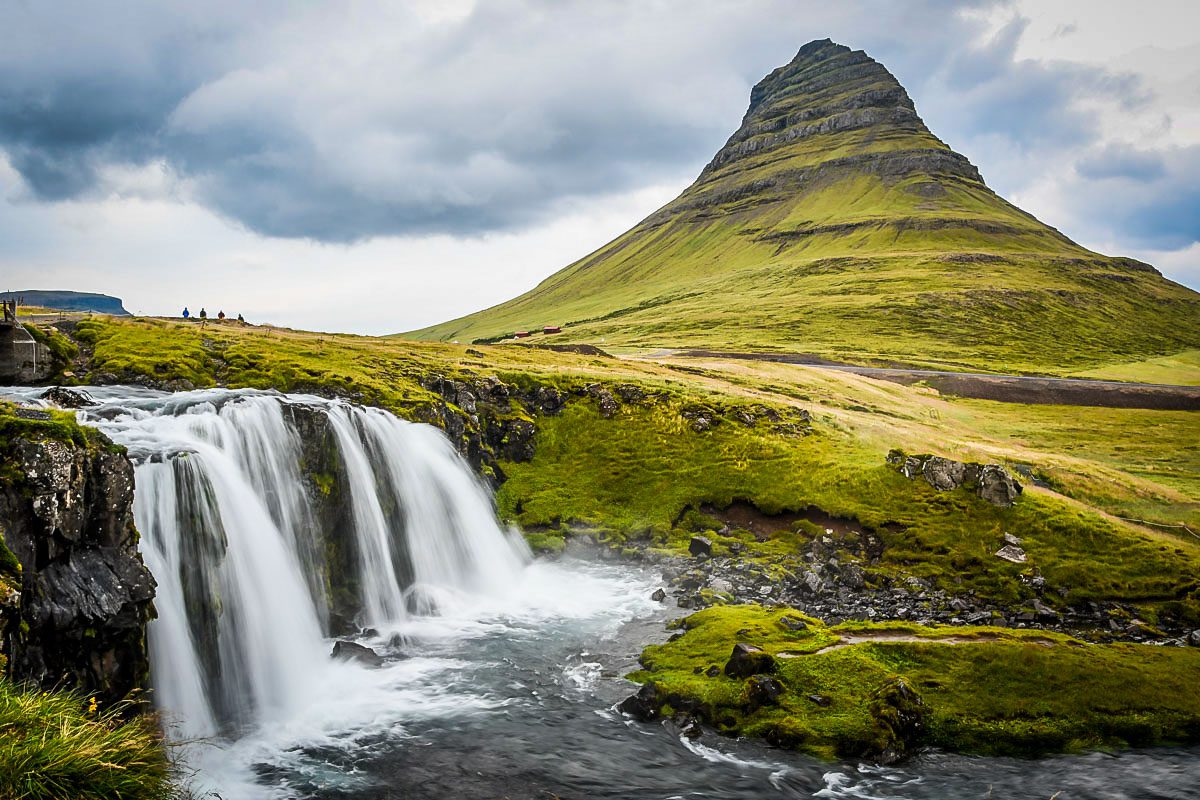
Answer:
[655, 349, 1200, 410]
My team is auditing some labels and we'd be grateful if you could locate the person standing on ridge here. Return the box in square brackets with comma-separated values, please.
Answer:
[217, 310, 226, 321]
[182, 307, 190, 319]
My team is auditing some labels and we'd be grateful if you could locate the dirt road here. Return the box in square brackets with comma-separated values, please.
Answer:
[659, 349, 1200, 410]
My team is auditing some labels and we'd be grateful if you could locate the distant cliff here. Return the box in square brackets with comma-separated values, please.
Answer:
[1, 290, 131, 316]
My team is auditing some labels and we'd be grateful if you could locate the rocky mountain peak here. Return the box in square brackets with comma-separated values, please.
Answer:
[706, 38, 937, 178]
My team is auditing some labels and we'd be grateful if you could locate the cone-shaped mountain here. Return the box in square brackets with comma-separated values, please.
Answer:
[409, 39, 1200, 373]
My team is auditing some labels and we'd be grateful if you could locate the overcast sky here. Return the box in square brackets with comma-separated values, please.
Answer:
[1, 0, 1197, 334]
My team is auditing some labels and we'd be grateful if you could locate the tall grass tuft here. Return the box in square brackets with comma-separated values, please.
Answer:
[0, 679, 179, 800]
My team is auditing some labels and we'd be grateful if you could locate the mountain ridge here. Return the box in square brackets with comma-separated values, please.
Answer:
[406, 39, 1198, 374]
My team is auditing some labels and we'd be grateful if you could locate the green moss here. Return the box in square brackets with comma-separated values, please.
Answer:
[312, 472, 336, 497]
[632, 605, 1200, 759]
[522, 530, 566, 555]
[0, 402, 103, 464]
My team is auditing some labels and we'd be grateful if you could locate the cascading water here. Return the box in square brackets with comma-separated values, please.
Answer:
[79, 388, 530, 740]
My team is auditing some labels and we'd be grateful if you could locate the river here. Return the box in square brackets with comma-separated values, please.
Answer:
[5, 386, 1199, 800]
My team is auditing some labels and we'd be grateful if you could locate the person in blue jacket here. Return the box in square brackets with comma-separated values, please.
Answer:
[182, 307, 190, 319]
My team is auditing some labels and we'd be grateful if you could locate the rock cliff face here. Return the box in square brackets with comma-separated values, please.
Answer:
[0, 420, 154, 704]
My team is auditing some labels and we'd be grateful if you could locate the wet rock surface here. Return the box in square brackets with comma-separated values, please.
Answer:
[331, 639, 384, 667]
[0, 431, 155, 704]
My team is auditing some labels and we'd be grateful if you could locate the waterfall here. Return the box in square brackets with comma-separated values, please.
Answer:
[83, 388, 530, 739]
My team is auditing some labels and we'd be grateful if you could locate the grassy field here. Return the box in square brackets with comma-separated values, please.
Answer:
[407, 45, 1200, 377]
[630, 605, 1200, 759]
[1071, 349, 1200, 386]
[62, 317, 1200, 625]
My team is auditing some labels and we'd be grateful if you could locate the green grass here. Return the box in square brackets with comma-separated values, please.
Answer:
[406, 48, 1200, 376]
[1071, 349, 1200, 386]
[497, 400, 1200, 620]
[0, 680, 177, 800]
[630, 605, 1200, 759]
[62, 317, 1200, 622]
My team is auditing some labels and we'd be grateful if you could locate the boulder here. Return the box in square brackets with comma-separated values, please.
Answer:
[618, 682, 661, 721]
[585, 384, 620, 418]
[890, 451, 1022, 506]
[921, 456, 968, 491]
[331, 640, 384, 667]
[709, 578, 734, 595]
[650, 588, 667, 602]
[724, 643, 775, 678]
[994, 544, 1027, 564]
[41, 386, 96, 408]
[978, 464, 1022, 507]
[806, 694, 833, 707]
[1188, 630, 1200, 647]
[744, 675, 785, 709]
[689, 536, 713, 558]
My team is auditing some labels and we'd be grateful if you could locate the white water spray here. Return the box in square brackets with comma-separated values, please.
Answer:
[82, 388, 529, 739]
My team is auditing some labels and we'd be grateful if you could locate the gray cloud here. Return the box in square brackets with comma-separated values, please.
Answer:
[1071, 145, 1200, 250]
[0, 0, 1186, 253]
[1076, 145, 1167, 181]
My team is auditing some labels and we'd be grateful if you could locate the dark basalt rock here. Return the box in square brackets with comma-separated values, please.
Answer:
[0, 432, 155, 705]
[618, 681, 661, 721]
[585, 383, 619, 418]
[41, 386, 96, 408]
[331, 639, 384, 667]
[689, 536, 713, 558]
[724, 643, 775, 678]
[743, 674, 784, 710]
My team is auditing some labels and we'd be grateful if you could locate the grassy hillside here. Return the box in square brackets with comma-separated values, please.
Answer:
[63, 317, 1200, 626]
[408, 40, 1200, 375]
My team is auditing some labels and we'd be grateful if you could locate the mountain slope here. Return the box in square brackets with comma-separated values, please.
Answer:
[407, 39, 1200, 374]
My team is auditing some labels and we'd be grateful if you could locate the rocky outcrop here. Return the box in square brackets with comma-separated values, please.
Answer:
[0, 427, 155, 705]
[887, 450, 1022, 507]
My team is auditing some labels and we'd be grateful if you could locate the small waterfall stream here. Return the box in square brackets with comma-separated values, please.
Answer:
[81, 388, 530, 740]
